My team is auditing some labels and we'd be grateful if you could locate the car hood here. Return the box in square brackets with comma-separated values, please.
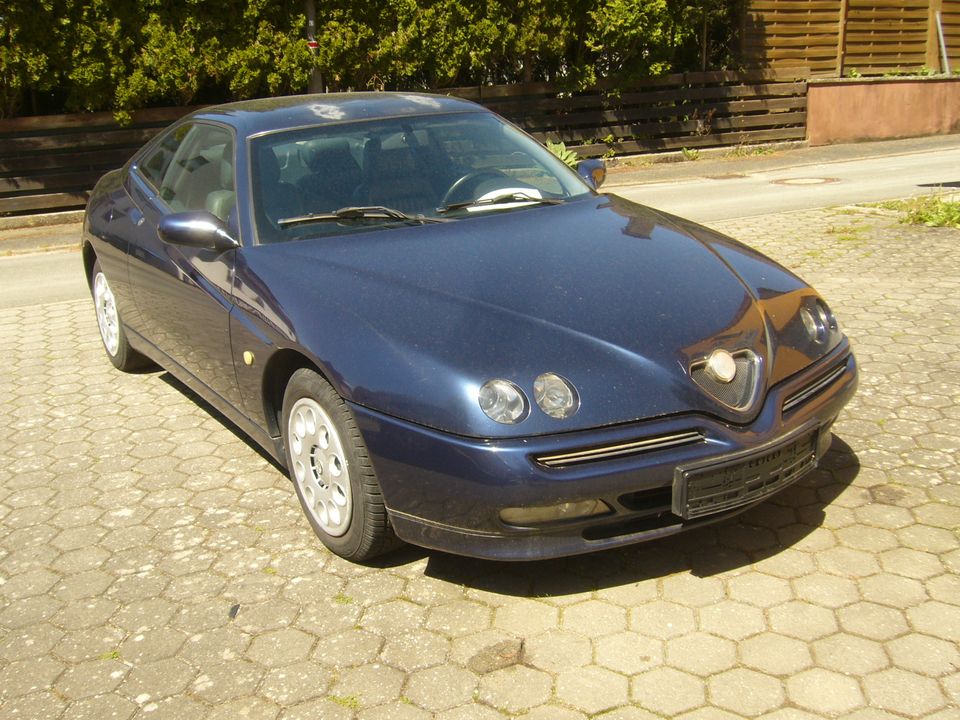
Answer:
[238, 195, 834, 438]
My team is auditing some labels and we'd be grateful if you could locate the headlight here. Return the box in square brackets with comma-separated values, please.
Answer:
[800, 300, 839, 345]
[478, 379, 529, 424]
[533, 372, 580, 419]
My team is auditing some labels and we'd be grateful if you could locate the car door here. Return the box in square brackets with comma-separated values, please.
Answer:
[125, 121, 244, 407]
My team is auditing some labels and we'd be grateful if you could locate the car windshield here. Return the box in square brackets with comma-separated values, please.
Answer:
[249, 111, 593, 244]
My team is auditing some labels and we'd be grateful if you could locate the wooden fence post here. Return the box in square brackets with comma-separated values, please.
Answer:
[927, 0, 945, 71]
[837, 0, 850, 77]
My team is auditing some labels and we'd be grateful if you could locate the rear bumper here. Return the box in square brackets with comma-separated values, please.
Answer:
[353, 345, 857, 560]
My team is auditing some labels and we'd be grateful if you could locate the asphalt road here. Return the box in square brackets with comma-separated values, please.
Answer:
[612, 142, 960, 222]
[0, 249, 86, 309]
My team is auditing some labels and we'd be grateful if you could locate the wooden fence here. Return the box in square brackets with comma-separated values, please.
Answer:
[0, 106, 200, 216]
[448, 69, 808, 158]
[744, 0, 960, 76]
[0, 72, 807, 216]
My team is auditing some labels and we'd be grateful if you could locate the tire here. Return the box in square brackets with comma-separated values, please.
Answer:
[281, 368, 399, 561]
[90, 260, 150, 372]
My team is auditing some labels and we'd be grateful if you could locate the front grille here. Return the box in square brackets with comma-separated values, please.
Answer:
[783, 360, 848, 413]
[535, 430, 704, 469]
[690, 350, 760, 410]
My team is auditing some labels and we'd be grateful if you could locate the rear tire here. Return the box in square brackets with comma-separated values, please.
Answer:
[281, 368, 399, 561]
[90, 260, 150, 372]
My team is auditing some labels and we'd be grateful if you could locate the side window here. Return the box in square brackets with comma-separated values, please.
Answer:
[156, 124, 236, 226]
[139, 124, 191, 190]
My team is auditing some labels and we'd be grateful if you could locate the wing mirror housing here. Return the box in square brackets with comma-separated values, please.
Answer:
[576, 158, 607, 190]
[158, 211, 240, 252]
[577, 158, 607, 190]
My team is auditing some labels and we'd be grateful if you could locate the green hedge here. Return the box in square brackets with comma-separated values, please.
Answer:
[0, 0, 743, 119]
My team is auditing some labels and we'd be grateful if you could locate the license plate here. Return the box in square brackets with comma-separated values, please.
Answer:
[673, 427, 818, 519]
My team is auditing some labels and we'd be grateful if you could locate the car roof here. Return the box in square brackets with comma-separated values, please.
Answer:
[187, 92, 487, 136]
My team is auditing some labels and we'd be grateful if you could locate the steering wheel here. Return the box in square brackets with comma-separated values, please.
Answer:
[440, 170, 508, 206]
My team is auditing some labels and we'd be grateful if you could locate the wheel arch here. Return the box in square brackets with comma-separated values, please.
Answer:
[261, 348, 331, 438]
[82, 241, 98, 288]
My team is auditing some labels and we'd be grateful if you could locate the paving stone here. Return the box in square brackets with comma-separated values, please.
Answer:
[330, 663, 405, 708]
[561, 600, 627, 637]
[886, 633, 960, 676]
[555, 665, 629, 714]
[811, 633, 888, 675]
[666, 632, 737, 676]
[380, 629, 450, 672]
[698, 600, 766, 640]
[405, 665, 478, 712]
[726, 572, 794, 608]
[838, 602, 909, 640]
[632, 667, 706, 716]
[629, 600, 696, 638]
[3, 207, 960, 719]
[708, 668, 785, 716]
[260, 660, 331, 704]
[54, 657, 127, 699]
[786, 668, 865, 715]
[0, 656, 65, 699]
[246, 627, 315, 667]
[493, 599, 559, 637]
[595, 632, 663, 675]
[768, 601, 838, 641]
[425, 600, 493, 638]
[312, 628, 382, 668]
[477, 665, 553, 713]
[907, 600, 960, 642]
[863, 668, 947, 717]
[359, 702, 432, 720]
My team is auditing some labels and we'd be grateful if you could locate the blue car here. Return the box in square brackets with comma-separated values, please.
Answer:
[82, 93, 857, 561]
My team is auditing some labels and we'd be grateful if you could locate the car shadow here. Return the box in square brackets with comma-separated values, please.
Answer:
[407, 435, 861, 597]
[158, 371, 287, 473]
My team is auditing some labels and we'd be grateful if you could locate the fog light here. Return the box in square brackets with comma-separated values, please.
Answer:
[500, 499, 609, 526]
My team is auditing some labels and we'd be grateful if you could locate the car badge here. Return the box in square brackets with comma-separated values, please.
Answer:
[705, 349, 737, 383]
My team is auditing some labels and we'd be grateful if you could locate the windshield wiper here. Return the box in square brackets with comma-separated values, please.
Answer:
[437, 192, 564, 215]
[278, 206, 450, 227]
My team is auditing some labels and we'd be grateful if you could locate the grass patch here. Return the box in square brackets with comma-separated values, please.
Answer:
[333, 593, 353, 605]
[328, 695, 362, 710]
[873, 194, 960, 228]
[725, 143, 776, 158]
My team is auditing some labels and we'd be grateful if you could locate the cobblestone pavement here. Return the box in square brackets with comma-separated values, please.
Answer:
[1, 205, 958, 720]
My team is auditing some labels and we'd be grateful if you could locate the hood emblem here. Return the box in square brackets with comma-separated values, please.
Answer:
[705, 349, 737, 383]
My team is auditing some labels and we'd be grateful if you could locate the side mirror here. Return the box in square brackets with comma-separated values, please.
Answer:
[576, 158, 606, 190]
[158, 211, 240, 252]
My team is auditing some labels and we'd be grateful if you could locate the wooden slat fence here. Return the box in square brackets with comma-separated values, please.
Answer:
[744, 0, 960, 76]
[450, 70, 808, 158]
[0, 106, 199, 215]
[0, 73, 807, 216]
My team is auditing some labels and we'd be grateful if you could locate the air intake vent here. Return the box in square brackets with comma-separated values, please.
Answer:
[783, 360, 847, 413]
[690, 350, 760, 411]
[535, 430, 704, 469]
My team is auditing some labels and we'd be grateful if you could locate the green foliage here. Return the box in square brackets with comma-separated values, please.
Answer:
[0, 0, 745, 117]
[877, 194, 960, 228]
[546, 140, 580, 167]
[680, 146, 700, 161]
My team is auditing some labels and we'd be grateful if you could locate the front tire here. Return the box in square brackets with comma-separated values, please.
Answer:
[281, 368, 399, 561]
[90, 260, 150, 371]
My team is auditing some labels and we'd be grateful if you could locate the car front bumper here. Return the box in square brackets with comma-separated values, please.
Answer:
[352, 343, 858, 561]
